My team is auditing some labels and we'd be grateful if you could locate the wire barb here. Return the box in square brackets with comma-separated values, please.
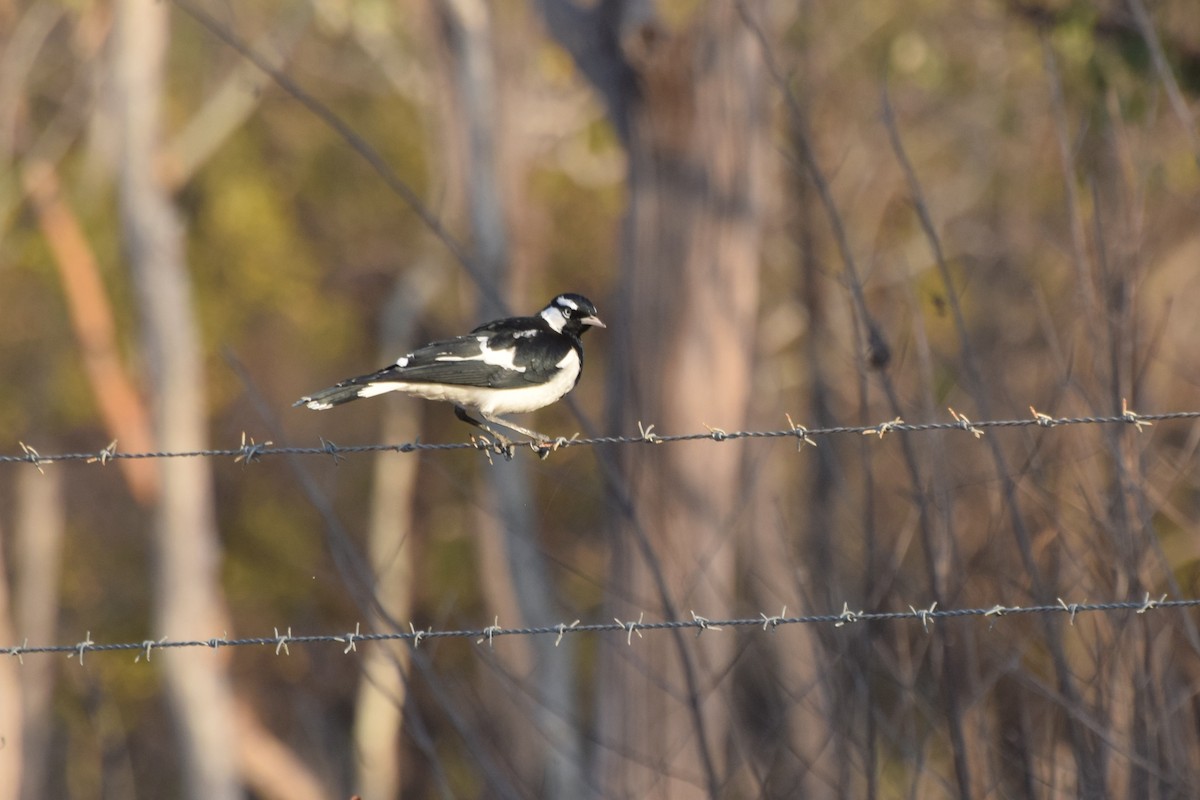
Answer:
[341, 623, 361, 654]
[690, 610, 722, 637]
[72, 631, 94, 665]
[637, 421, 662, 444]
[760, 605, 788, 631]
[235, 432, 273, 464]
[555, 620, 580, 647]
[910, 601, 938, 633]
[1057, 597, 1081, 626]
[19, 441, 47, 473]
[615, 613, 645, 645]
[785, 413, 817, 450]
[863, 417, 903, 439]
[703, 423, 728, 442]
[1030, 406, 1057, 427]
[477, 617, 501, 647]
[1137, 592, 1167, 614]
[7, 639, 28, 664]
[136, 637, 168, 663]
[87, 440, 119, 466]
[835, 603, 860, 627]
[320, 437, 345, 465]
[948, 408, 984, 438]
[274, 627, 292, 655]
[409, 622, 430, 648]
[1122, 398, 1153, 432]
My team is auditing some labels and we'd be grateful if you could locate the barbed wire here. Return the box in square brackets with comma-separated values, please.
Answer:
[6, 594, 1195, 663]
[3, 404, 1193, 468]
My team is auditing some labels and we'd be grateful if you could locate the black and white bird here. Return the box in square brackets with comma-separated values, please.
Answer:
[294, 293, 604, 449]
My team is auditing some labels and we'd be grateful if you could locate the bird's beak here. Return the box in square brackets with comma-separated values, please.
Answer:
[581, 314, 605, 328]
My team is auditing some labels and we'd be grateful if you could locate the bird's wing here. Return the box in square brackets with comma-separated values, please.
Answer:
[377, 329, 574, 390]
[469, 315, 540, 336]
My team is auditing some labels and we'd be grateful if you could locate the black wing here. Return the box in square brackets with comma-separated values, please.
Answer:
[375, 324, 576, 390]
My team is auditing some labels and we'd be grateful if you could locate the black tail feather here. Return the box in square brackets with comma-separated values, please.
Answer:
[293, 374, 377, 410]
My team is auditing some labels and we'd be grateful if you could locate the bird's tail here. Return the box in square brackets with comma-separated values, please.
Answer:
[293, 377, 372, 410]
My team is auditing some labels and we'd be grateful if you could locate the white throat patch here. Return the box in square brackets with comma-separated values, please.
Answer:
[540, 306, 568, 333]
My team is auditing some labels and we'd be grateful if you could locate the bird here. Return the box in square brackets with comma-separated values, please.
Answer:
[294, 293, 604, 451]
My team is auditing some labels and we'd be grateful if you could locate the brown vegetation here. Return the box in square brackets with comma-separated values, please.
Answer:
[2, 0, 1200, 797]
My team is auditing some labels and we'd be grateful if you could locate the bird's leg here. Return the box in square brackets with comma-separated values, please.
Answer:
[454, 406, 514, 454]
[478, 411, 552, 446]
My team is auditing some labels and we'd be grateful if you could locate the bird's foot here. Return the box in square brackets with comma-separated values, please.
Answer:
[530, 433, 579, 460]
[471, 433, 515, 462]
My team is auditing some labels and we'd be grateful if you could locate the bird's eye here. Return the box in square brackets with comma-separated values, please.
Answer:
[561, 307, 573, 318]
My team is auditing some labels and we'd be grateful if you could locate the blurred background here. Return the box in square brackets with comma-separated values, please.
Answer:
[2, 0, 1200, 797]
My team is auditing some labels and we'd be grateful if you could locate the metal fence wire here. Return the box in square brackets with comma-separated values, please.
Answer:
[3, 405, 1192, 467]
[4, 404, 1198, 661]
[7, 595, 1198, 663]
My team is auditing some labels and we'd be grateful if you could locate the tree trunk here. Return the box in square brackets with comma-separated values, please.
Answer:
[436, 1, 586, 795]
[113, 1, 242, 797]
[11, 468, 66, 800]
[542, 4, 768, 795]
[0, 511, 18, 800]
[352, 274, 432, 800]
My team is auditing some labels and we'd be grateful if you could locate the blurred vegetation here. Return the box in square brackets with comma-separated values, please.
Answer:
[3, 0, 1200, 797]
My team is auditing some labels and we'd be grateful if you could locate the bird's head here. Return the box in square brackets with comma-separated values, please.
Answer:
[541, 293, 605, 336]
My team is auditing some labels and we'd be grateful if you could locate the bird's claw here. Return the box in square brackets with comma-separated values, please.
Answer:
[530, 434, 577, 460]
[471, 434, 515, 462]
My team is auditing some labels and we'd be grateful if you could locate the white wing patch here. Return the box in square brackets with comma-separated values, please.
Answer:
[433, 336, 525, 372]
[357, 382, 407, 399]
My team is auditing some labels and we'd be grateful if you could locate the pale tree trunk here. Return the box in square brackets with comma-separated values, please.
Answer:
[0, 474, 71, 793]
[112, 1, 242, 797]
[0, 505, 19, 800]
[351, 273, 434, 800]
[540, 3, 766, 796]
[433, 1, 586, 795]
[11, 469, 66, 800]
[352, 417, 416, 800]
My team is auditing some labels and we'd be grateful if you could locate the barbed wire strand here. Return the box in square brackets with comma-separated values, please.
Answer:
[3, 405, 1193, 467]
[7, 594, 1195, 662]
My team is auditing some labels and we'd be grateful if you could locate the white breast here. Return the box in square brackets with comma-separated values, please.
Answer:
[356, 349, 581, 415]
